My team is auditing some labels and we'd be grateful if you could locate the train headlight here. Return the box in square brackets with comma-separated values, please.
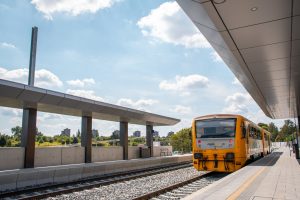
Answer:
[225, 152, 234, 160]
[194, 153, 203, 159]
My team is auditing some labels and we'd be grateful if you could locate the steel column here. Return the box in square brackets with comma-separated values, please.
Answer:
[81, 116, 92, 163]
[296, 116, 300, 159]
[120, 121, 128, 160]
[21, 108, 37, 168]
[146, 125, 153, 157]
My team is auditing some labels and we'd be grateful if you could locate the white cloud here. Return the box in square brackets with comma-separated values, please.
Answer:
[222, 92, 253, 114]
[210, 51, 223, 62]
[67, 78, 95, 88]
[66, 89, 104, 101]
[0, 67, 63, 87]
[31, 0, 118, 20]
[0, 107, 22, 118]
[117, 98, 158, 110]
[36, 69, 63, 87]
[137, 1, 210, 48]
[1, 42, 16, 49]
[159, 74, 209, 95]
[170, 105, 191, 114]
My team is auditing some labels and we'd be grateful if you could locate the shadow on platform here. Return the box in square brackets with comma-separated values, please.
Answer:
[249, 152, 283, 167]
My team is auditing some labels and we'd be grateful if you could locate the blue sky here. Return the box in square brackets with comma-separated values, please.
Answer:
[0, 0, 284, 137]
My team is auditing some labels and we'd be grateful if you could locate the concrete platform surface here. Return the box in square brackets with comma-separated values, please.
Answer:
[184, 147, 300, 200]
[0, 154, 191, 192]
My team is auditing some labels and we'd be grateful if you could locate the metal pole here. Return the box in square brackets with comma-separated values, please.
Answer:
[28, 26, 38, 86]
[21, 27, 38, 168]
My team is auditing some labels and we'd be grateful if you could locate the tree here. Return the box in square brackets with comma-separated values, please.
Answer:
[66, 138, 70, 145]
[170, 128, 192, 153]
[0, 134, 7, 147]
[258, 123, 269, 131]
[76, 129, 81, 139]
[268, 122, 279, 141]
[278, 120, 297, 141]
[72, 137, 79, 144]
[11, 126, 22, 140]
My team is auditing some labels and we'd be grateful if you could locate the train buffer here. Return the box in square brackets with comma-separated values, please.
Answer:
[184, 146, 300, 200]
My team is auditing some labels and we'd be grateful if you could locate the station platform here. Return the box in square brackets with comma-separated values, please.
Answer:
[184, 147, 300, 200]
[0, 154, 191, 192]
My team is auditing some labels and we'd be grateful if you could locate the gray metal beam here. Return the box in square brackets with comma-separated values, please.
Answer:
[120, 121, 128, 160]
[21, 108, 37, 168]
[146, 125, 153, 157]
[81, 116, 92, 163]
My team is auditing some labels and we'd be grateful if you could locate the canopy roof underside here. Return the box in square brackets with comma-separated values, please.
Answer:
[177, 0, 300, 119]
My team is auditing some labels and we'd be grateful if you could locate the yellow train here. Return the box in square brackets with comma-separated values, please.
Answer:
[192, 114, 271, 172]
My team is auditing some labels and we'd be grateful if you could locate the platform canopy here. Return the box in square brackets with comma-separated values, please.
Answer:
[0, 79, 180, 126]
[177, 0, 300, 119]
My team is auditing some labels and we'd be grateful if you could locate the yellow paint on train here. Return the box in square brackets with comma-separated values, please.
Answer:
[192, 114, 271, 172]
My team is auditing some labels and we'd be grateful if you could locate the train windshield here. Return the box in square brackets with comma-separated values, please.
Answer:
[196, 118, 236, 138]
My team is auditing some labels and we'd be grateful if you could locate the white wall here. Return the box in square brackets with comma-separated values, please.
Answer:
[128, 146, 140, 159]
[35, 146, 85, 167]
[0, 147, 24, 171]
[153, 146, 173, 157]
[0, 146, 173, 171]
[92, 146, 123, 162]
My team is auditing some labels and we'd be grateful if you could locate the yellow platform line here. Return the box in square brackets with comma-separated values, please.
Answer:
[226, 155, 276, 200]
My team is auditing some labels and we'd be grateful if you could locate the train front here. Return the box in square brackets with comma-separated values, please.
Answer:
[192, 115, 241, 172]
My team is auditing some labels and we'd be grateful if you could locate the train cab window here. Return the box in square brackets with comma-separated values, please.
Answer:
[195, 118, 236, 138]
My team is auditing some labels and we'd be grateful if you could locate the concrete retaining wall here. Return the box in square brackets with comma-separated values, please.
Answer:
[0, 146, 173, 171]
[153, 146, 173, 157]
[128, 146, 140, 159]
[92, 146, 123, 162]
[35, 147, 85, 167]
[0, 154, 192, 192]
[0, 148, 24, 171]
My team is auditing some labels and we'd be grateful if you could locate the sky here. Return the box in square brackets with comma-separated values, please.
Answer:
[0, 0, 286, 137]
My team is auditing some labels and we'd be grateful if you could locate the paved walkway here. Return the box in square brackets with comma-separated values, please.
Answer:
[184, 147, 300, 200]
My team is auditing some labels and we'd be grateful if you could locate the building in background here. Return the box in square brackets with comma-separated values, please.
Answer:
[61, 128, 71, 137]
[111, 130, 120, 139]
[153, 130, 159, 137]
[167, 131, 174, 137]
[92, 129, 99, 138]
[133, 130, 141, 137]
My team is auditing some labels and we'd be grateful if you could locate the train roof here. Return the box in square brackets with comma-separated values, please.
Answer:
[194, 114, 244, 120]
[194, 114, 271, 134]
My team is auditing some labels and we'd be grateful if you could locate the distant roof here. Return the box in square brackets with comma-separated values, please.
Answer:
[0, 79, 180, 126]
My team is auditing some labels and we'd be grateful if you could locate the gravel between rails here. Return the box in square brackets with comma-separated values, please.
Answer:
[45, 167, 208, 200]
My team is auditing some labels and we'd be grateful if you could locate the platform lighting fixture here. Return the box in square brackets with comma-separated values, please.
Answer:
[250, 7, 258, 11]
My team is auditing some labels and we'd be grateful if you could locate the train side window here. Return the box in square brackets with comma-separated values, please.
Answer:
[242, 124, 246, 138]
[250, 127, 253, 138]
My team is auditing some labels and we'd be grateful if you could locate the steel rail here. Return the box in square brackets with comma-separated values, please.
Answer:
[132, 172, 217, 200]
[1, 162, 192, 200]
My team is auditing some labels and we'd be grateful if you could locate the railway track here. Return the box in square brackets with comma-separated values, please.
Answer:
[0, 162, 192, 200]
[133, 172, 227, 200]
